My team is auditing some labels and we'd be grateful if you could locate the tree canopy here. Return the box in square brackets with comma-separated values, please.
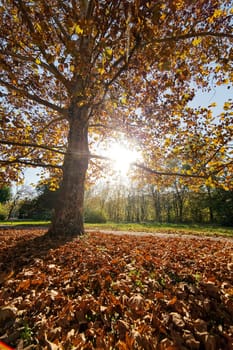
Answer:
[0, 0, 232, 235]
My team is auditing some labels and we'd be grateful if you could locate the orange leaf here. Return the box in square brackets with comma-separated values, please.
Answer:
[16, 279, 30, 291]
[0, 341, 14, 350]
[168, 296, 177, 305]
[155, 292, 164, 299]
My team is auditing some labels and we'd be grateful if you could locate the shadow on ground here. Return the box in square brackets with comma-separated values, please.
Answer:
[0, 228, 81, 284]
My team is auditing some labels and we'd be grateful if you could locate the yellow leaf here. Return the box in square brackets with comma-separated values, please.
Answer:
[37, 135, 43, 145]
[105, 47, 113, 57]
[98, 67, 105, 75]
[35, 58, 41, 65]
[208, 9, 225, 23]
[121, 97, 127, 104]
[13, 14, 19, 23]
[175, 0, 184, 10]
[70, 65, 75, 72]
[75, 24, 84, 35]
[209, 102, 217, 107]
[213, 9, 224, 18]
[223, 102, 231, 110]
[160, 13, 166, 21]
[192, 37, 202, 46]
[55, 44, 61, 55]
[214, 65, 221, 73]
[35, 23, 42, 33]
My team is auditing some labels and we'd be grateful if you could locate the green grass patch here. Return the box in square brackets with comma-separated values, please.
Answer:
[0, 220, 232, 237]
[85, 221, 233, 237]
[0, 220, 50, 227]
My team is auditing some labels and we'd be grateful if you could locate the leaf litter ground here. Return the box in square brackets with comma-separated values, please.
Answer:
[0, 229, 233, 350]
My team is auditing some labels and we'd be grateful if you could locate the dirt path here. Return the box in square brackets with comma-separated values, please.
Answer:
[87, 228, 233, 242]
[0, 225, 232, 242]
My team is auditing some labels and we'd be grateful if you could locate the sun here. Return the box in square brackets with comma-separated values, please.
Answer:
[107, 142, 140, 175]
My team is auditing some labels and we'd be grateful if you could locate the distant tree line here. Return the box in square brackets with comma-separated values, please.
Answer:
[0, 182, 232, 226]
[85, 182, 233, 226]
[0, 186, 11, 220]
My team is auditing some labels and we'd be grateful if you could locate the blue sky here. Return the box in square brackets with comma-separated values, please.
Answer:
[190, 84, 232, 113]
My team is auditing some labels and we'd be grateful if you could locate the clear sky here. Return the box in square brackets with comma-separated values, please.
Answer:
[189, 84, 232, 113]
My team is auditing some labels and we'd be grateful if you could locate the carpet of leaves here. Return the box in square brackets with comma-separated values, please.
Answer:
[0, 229, 233, 350]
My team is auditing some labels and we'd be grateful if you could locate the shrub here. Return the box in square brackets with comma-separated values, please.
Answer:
[0, 203, 8, 220]
[84, 208, 107, 223]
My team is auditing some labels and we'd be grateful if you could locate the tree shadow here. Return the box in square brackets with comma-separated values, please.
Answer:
[0, 227, 82, 284]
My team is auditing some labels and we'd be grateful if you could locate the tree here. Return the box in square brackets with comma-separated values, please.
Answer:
[18, 184, 59, 219]
[0, 185, 11, 203]
[0, 0, 232, 236]
[6, 185, 34, 219]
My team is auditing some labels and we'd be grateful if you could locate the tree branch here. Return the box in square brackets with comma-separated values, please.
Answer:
[0, 79, 67, 116]
[0, 147, 221, 179]
[0, 159, 62, 169]
[0, 139, 66, 155]
[15, 0, 71, 90]
[0, 49, 70, 91]
[131, 162, 207, 179]
[36, 116, 68, 136]
[89, 153, 207, 179]
[106, 39, 140, 88]
[148, 31, 233, 47]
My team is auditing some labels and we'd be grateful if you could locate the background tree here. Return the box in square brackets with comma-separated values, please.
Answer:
[6, 185, 34, 219]
[18, 184, 59, 219]
[0, 185, 11, 203]
[0, 185, 11, 219]
[0, 0, 232, 236]
[84, 181, 233, 226]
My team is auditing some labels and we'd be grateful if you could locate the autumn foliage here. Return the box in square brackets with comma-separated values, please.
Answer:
[0, 1, 233, 235]
[0, 229, 233, 349]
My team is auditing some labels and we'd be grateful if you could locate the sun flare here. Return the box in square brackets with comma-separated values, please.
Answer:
[107, 143, 140, 175]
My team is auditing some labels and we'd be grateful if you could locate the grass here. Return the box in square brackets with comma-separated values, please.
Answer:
[0, 220, 232, 237]
[0, 219, 50, 227]
[85, 221, 233, 237]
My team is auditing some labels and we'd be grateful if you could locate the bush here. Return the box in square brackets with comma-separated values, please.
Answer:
[0, 203, 8, 220]
[84, 208, 107, 223]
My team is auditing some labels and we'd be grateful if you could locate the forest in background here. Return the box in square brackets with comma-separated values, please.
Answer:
[1, 180, 232, 227]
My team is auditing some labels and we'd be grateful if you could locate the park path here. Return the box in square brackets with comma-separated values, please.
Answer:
[86, 228, 233, 243]
[0, 225, 232, 243]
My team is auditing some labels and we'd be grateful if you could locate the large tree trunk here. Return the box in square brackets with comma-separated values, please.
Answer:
[48, 108, 89, 236]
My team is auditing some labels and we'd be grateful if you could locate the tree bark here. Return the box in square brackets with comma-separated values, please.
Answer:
[206, 187, 214, 223]
[48, 107, 89, 236]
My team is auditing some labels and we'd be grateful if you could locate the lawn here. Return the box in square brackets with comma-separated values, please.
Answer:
[0, 228, 232, 349]
[86, 222, 233, 237]
[1, 220, 232, 237]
